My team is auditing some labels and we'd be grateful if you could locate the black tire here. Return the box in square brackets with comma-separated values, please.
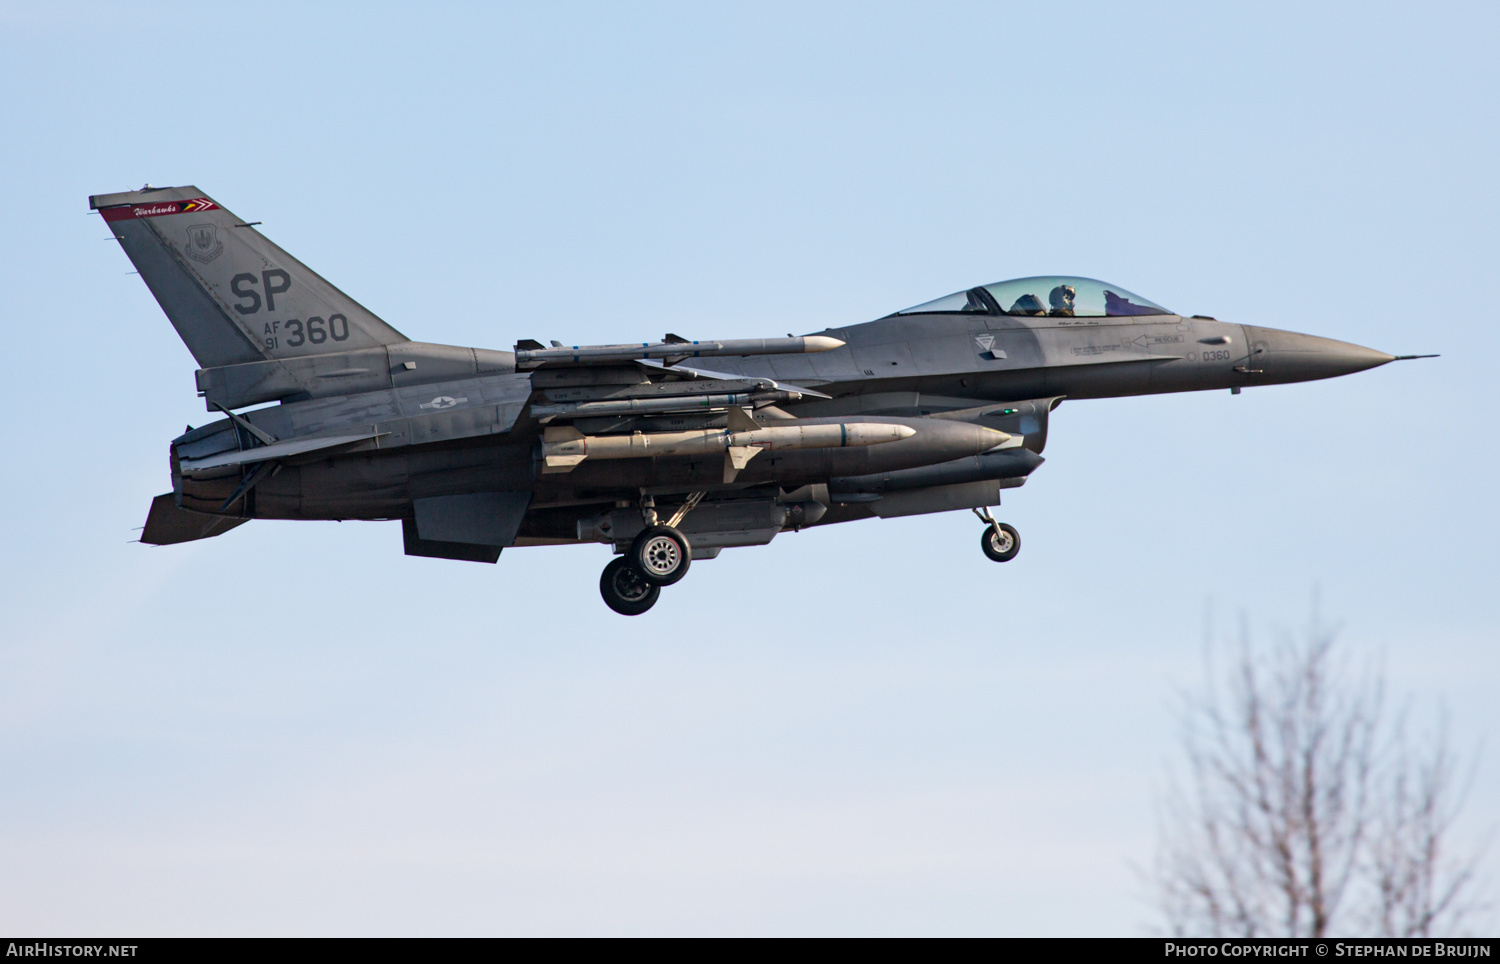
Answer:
[980, 522, 1020, 562]
[600, 557, 661, 615]
[629, 525, 692, 586]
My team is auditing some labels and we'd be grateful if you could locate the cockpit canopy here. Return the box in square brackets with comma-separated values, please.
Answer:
[896, 276, 1171, 318]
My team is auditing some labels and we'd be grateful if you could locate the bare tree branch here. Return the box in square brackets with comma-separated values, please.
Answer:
[1153, 612, 1486, 937]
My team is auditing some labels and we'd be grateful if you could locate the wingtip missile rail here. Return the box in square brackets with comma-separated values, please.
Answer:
[514, 334, 845, 369]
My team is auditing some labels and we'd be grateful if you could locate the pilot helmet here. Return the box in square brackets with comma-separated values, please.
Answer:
[1048, 284, 1076, 316]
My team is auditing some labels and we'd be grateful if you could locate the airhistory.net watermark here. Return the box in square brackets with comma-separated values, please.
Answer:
[5, 946, 137, 957]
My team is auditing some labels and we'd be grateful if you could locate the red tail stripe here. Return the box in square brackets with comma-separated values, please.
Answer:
[100, 198, 218, 222]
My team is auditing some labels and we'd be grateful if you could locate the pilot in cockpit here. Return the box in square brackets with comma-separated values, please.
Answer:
[1048, 284, 1076, 317]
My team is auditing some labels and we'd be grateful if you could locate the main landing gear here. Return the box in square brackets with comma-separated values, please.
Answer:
[600, 556, 661, 616]
[598, 524, 691, 615]
[974, 507, 1020, 563]
[630, 525, 691, 586]
[598, 493, 702, 615]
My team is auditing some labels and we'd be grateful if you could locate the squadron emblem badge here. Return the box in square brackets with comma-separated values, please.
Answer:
[184, 223, 223, 264]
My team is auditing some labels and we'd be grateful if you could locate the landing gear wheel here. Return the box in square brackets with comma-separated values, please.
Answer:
[630, 525, 692, 586]
[980, 522, 1021, 562]
[600, 557, 661, 615]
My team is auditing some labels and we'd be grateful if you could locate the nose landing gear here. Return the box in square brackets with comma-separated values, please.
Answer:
[974, 507, 1020, 563]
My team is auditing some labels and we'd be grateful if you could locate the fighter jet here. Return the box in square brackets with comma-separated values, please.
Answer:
[94, 185, 1426, 614]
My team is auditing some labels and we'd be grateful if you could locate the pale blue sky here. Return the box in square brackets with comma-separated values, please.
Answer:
[1, 0, 1496, 935]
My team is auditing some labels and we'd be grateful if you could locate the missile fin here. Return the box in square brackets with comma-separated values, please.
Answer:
[541, 425, 588, 473]
[725, 407, 759, 433]
[722, 446, 761, 482]
[727, 445, 760, 470]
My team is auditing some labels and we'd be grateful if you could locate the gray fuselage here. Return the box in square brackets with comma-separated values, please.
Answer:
[170, 308, 1392, 527]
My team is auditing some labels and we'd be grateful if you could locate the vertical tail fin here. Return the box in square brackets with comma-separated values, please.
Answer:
[92, 185, 407, 369]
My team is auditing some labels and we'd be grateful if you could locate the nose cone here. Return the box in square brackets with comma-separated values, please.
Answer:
[1242, 326, 1395, 383]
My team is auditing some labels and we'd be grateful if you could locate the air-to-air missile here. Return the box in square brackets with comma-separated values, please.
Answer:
[515, 334, 847, 368]
[94, 185, 1430, 615]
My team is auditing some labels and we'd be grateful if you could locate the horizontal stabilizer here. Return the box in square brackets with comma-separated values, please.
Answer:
[179, 431, 385, 472]
[141, 493, 248, 545]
